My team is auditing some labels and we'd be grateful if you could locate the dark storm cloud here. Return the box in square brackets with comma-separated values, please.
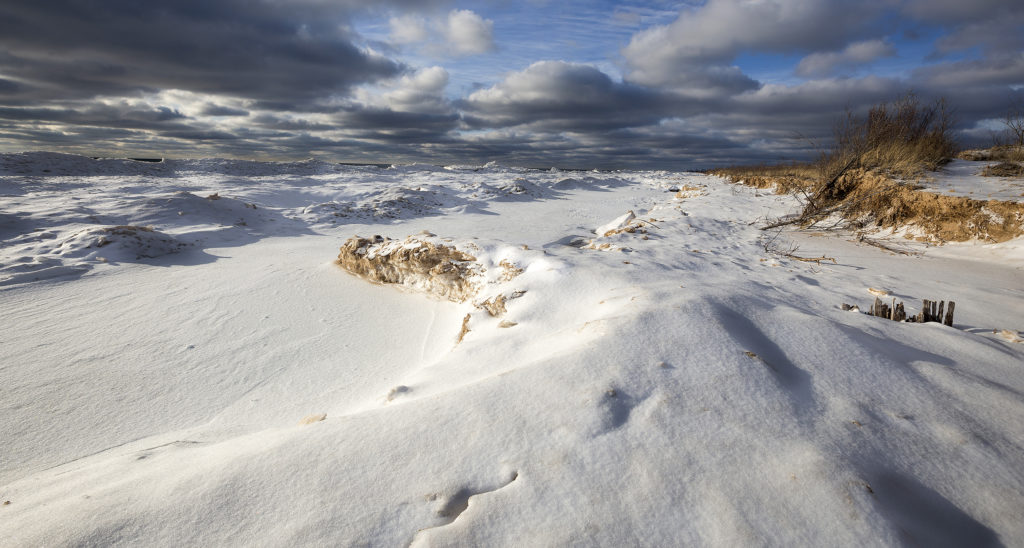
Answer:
[459, 61, 680, 131]
[913, 56, 1024, 89]
[163, 130, 240, 141]
[0, 78, 20, 94]
[0, 0, 404, 104]
[0, 104, 192, 130]
[336, 107, 460, 136]
[250, 114, 337, 132]
[201, 104, 250, 117]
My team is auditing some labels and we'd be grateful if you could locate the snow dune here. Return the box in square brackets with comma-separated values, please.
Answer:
[1, 153, 1022, 545]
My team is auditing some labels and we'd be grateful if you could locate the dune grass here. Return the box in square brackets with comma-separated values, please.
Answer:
[710, 94, 1024, 242]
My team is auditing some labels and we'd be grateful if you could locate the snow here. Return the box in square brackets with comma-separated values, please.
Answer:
[1, 153, 1023, 545]
[918, 160, 1024, 202]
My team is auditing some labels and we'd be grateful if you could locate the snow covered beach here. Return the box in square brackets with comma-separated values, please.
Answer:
[2, 152, 1023, 545]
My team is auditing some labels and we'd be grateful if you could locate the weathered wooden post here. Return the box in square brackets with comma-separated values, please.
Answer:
[893, 302, 906, 322]
[860, 296, 953, 326]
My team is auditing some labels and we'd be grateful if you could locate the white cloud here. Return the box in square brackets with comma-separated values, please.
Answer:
[355, 66, 450, 113]
[444, 9, 495, 55]
[795, 39, 897, 76]
[622, 0, 883, 90]
[388, 14, 429, 44]
[386, 9, 494, 57]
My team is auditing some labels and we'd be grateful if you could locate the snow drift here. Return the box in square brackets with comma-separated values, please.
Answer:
[1, 153, 1023, 546]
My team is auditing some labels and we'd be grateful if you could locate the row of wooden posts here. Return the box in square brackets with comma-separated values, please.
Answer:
[868, 298, 955, 326]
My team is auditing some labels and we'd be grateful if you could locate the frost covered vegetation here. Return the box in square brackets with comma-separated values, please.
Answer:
[1, 152, 1023, 545]
[712, 95, 1024, 242]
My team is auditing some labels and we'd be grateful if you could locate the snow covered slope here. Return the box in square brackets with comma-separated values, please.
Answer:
[1, 153, 1022, 546]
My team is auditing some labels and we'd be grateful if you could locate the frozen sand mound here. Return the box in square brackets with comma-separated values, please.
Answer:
[129, 191, 266, 231]
[58, 225, 185, 260]
[0, 190, 275, 286]
[337, 234, 483, 302]
[299, 186, 475, 225]
[336, 233, 534, 304]
[0, 225, 185, 286]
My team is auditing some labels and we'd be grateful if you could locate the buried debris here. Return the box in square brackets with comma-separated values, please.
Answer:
[855, 297, 955, 326]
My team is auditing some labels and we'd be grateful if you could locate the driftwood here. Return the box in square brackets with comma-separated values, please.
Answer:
[785, 253, 837, 264]
[865, 297, 955, 326]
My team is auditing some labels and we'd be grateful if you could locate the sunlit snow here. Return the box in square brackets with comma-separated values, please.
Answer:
[1, 152, 1022, 545]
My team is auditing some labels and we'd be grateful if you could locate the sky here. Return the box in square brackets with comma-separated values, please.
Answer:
[1, 0, 1022, 170]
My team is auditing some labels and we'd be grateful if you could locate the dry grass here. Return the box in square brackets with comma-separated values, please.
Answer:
[709, 163, 817, 193]
[479, 294, 507, 317]
[981, 162, 1024, 177]
[711, 95, 1024, 241]
[498, 259, 524, 281]
[822, 169, 1024, 242]
[456, 313, 471, 344]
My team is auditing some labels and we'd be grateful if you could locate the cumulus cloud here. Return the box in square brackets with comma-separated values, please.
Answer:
[387, 9, 495, 57]
[622, 0, 882, 90]
[912, 54, 1024, 89]
[444, 10, 495, 55]
[355, 66, 451, 113]
[389, 14, 430, 45]
[461, 61, 675, 131]
[795, 39, 896, 76]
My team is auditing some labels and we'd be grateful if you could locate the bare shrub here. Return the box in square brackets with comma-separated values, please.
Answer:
[1005, 99, 1024, 147]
